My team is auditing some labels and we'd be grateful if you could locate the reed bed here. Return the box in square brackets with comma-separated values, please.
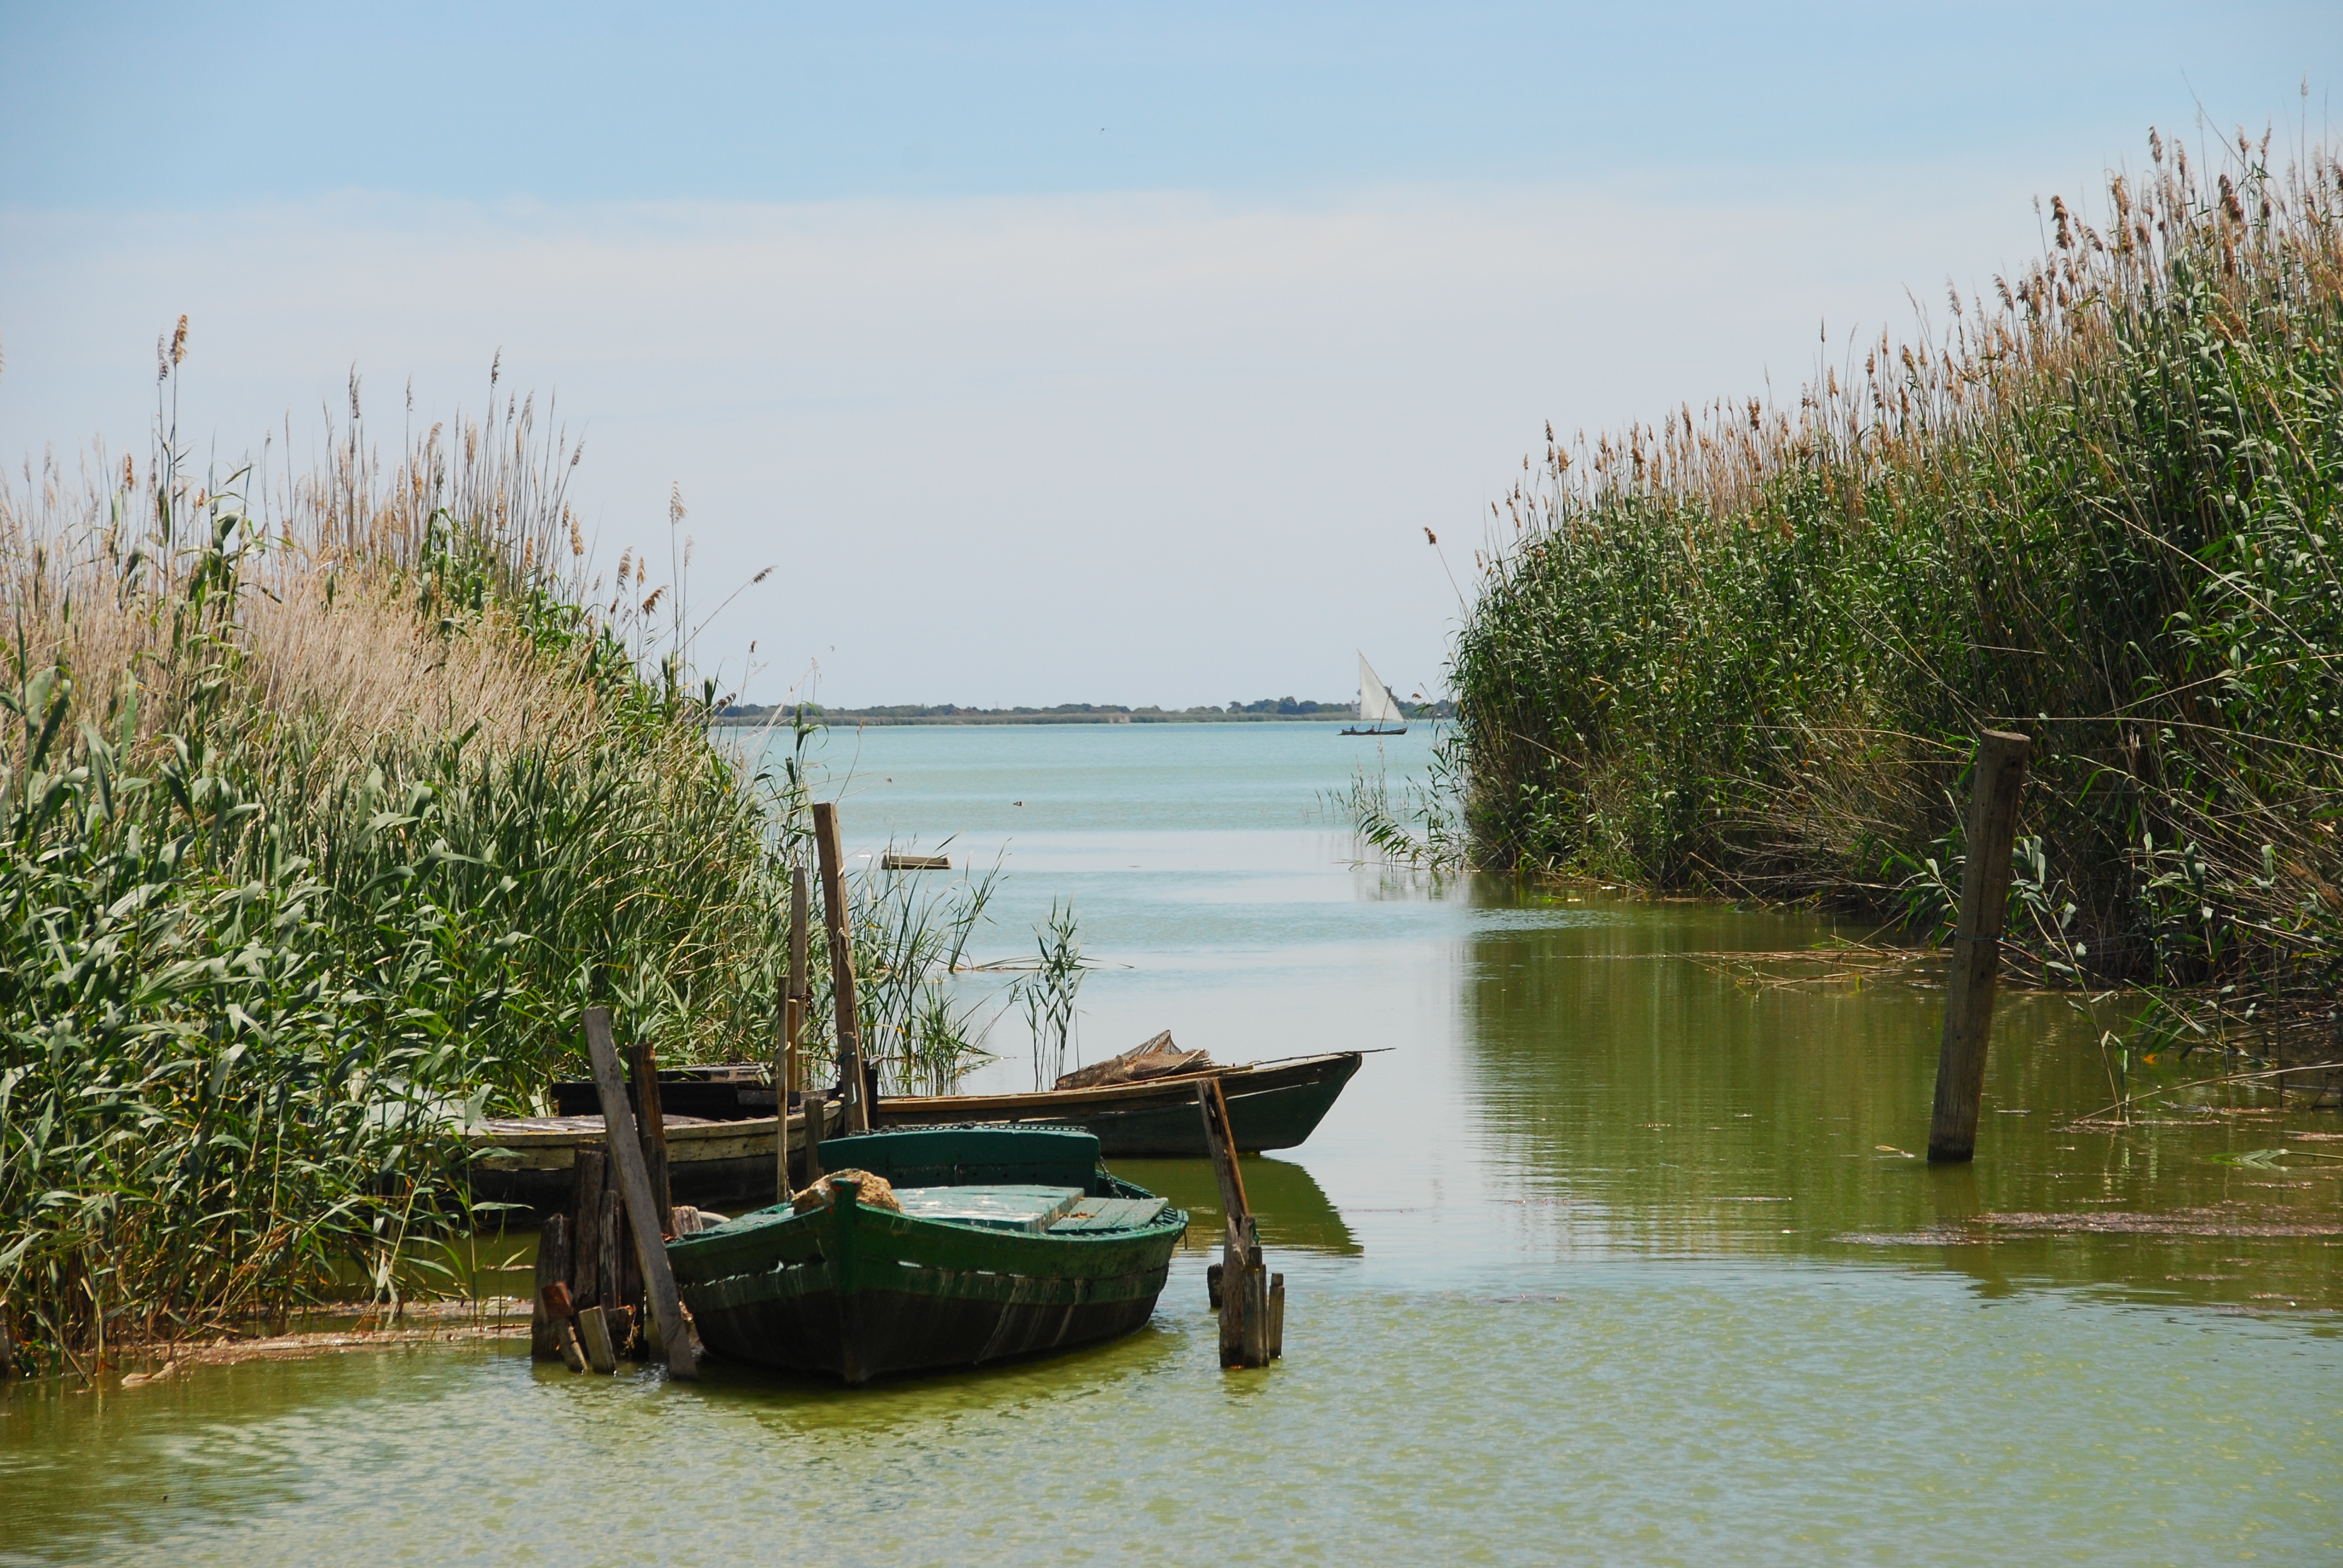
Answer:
[1443, 127, 2343, 1054]
[0, 353, 996, 1371]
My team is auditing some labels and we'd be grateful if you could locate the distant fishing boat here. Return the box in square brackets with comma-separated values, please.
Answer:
[1341, 653, 1408, 736]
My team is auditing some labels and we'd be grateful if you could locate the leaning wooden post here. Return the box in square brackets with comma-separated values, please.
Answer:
[813, 802, 871, 1132]
[1927, 730, 2033, 1163]
[1195, 1078, 1273, 1368]
[583, 1007, 698, 1379]
[776, 866, 810, 1198]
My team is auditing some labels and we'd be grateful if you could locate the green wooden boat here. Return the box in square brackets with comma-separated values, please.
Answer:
[666, 1126, 1188, 1384]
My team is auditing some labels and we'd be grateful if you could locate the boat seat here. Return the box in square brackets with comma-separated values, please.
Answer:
[891, 1184, 1083, 1232]
[1046, 1196, 1170, 1233]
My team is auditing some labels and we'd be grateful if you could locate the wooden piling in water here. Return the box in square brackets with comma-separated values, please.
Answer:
[1927, 730, 2032, 1164]
[569, 1145, 606, 1312]
[814, 802, 871, 1132]
[583, 1007, 698, 1379]
[596, 1188, 623, 1316]
[1196, 1077, 1277, 1368]
[631, 1040, 674, 1238]
[575, 1304, 618, 1374]
[531, 1214, 572, 1362]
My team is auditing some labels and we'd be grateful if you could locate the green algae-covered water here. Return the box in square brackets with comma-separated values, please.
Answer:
[5, 724, 2338, 1565]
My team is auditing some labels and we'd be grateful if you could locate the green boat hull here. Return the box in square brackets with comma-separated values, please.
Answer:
[668, 1128, 1187, 1385]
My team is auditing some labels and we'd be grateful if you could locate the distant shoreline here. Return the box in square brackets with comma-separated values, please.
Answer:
[715, 700, 1451, 728]
[712, 710, 1410, 728]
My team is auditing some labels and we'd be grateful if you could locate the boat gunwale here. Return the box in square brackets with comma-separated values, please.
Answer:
[669, 1186, 1190, 1286]
[468, 1051, 1360, 1150]
[875, 1050, 1359, 1117]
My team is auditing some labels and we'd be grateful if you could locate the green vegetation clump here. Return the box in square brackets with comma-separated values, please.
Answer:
[1445, 130, 2341, 1039]
[0, 363, 990, 1370]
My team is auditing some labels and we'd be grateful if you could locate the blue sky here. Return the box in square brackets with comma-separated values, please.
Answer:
[2, 4, 2334, 705]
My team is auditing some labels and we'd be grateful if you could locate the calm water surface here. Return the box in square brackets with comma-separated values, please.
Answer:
[5, 724, 2338, 1565]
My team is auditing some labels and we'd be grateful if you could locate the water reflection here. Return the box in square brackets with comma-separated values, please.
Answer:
[1457, 880, 2343, 1310]
[1117, 1155, 1361, 1256]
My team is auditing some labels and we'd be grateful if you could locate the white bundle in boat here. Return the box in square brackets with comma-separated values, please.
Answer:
[790, 1169, 902, 1214]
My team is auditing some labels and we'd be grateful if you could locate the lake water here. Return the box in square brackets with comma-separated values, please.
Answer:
[4, 723, 2339, 1564]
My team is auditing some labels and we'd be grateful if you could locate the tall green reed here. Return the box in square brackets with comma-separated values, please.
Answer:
[0, 350, 801, 1367]
[1444, 127, 2342, 1053]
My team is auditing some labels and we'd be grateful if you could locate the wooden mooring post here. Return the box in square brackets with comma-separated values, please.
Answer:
[777, 866, 810, 1198]
[1927, 730, 2032, 1164]
[801, 1089, 827, 1184]
[630, 1040, 674, 1238]
[813, 802, 872, 1133]
[531, 1213, 574, 1364]
[583, 1007, 698, 1379]
[1196, 1078, 1281, 1368]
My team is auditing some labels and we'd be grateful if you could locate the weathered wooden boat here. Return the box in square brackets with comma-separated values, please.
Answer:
[467, 1051, 1361, 1210]
[467, 1090, 839, 1212]
[872, 1051, 1362, 1156]
[666, 1125, 1187, 1383]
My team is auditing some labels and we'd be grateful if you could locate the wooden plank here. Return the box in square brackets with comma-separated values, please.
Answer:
[1927, 731, 2032, 1163]
[892, 1185, 1084, 1231]
[583, 1007, 698, 1379]
[778, 865, 808, 1197]
[531, 1214, 572, 1361]
[575, 1304, 617, 1374]
[801, 1090, 827, 1186]
[613, 1184, 643, 1354]
[775, 1007, 799, 1199]
[1195, 1079, 1251, 1237]
[813, 802, 871, 1132]
[539, 1281, 590, 1373]
[570, 1145, 606, 1308]
[1047, 1196, 1172, 1232]
[597, 1188, 623, 1314]
[631, 1040, 674, 1236]
[788, 866, 810, 1097]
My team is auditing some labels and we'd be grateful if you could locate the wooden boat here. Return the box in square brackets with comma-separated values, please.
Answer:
[467, 1092, 839, 1212]
[667, 1125, 1187, 1383]
[873, 1051, 1362, 1156]
[467, 1051, 1361, 1210]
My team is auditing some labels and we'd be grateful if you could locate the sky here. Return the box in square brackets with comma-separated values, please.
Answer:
[1, 4, 2334, 708]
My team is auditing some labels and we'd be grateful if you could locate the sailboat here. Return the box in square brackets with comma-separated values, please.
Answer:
[1341, 653, 1408, 736]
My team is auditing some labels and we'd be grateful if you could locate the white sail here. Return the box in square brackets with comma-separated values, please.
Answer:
[1357, 655, 1404, 726]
